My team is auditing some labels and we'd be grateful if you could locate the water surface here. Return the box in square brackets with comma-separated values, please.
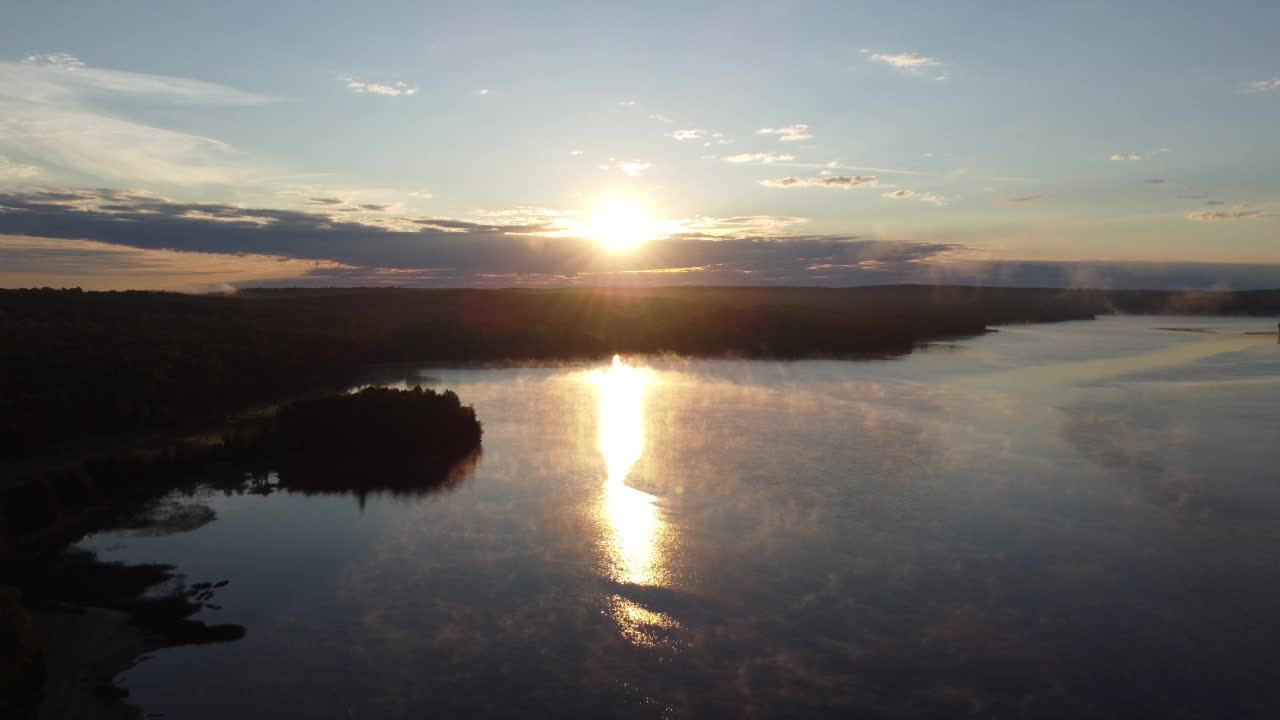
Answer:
[82, 317, 1280, 718]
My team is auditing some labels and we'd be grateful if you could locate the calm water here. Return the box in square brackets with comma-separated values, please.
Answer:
[81, 317, 1280, 718]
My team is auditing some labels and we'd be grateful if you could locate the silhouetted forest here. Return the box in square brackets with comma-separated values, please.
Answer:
[260, 385, 481, 459]
[2, 387, 483, 554]
[0, 386, 484, 717]
[3, 285, 1277, 458]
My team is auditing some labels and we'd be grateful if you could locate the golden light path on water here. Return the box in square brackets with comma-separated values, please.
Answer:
[591, 355, 683, 648]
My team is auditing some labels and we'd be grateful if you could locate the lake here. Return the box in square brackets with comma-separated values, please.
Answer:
[80, 316, 1280, 719]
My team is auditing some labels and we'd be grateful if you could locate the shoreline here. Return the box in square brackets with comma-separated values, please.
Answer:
[4, 387, 484, 720]
[34, 606, 158, 720]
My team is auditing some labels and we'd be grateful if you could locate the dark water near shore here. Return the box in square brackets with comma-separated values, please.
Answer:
[80, 317, 1280, 718]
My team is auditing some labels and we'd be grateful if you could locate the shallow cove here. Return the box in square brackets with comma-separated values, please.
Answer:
[78, 316, 1280, 719]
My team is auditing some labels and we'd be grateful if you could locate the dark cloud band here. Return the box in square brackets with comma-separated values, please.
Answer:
[1, 188, 1276, 290]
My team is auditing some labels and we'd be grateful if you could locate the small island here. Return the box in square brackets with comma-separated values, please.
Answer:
[259, 385, 481, 461]
[226, 385, 485, 499]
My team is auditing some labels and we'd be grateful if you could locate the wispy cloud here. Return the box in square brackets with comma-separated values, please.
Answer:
[724, 153, 794, 164]
[757, 124, 813, 142]
[600, 159, 653, 176]
[668, 214, 810, 237]
[1002, 194, 1044, 204]
[337, 74, 417, 97]
[862, 49, 946, 78]
[1250, 78, 1280, 93]
[0, 156, 40, 179]
[882, 189, 947, 205]
[21, 53, 84, 70]
[666, 129, 706, 141]
[0, 53, 273, 186]
[10, 53, 274, 105]
[1110, 154, 1142, 161]
[0, 104, 255, 185]
[648, 113, 674, 123]
[1185, 204, 1268, 221]
[0, 233, 348, 291]
[865, 51, 941, 70]
[761, 175, 877, 189]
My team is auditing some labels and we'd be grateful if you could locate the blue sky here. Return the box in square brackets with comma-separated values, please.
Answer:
[1, 1, 1278, 290]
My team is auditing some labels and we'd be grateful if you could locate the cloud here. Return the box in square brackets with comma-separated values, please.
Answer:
[756, 124, 813, 142]
[307, 196, 345, 205]
[0, 105, 258, 185]
[666, 129, 706, 141]
[10, 53, 273, 105]
[0, 188, 561, 271]
[408, 190, 432, 198]
[1110, 154, 1141, 161]
[648, 113, 674, 123]
[882, 189, 946, 205]
[3, 188, 1278, 290]
[478, 88, 489, 95]
[0, 187, 947, 286]
[0, 233, 349, 291]
[1250, 78, 1280, 92]
[569, 150, 584, 156]
[603, 159, 653, 176]
[0, 156, 39, 179]
[1003, 194, 1043, 204]
[724, 153, 794, 164]
[1185, 204, 1268, 221]
[669, 215, 810, 237]
[337, 74, 417, 97]
[703, 133, 733, 147]
[866, 51, 941, 70]
[862, 49, 946, 78]
[760, 175, 878, 189]
[21, 53, 85, 70]
[1143, 178, 1167, 184]
[0, 53, 273, 186]
[1205, 200, 1225, 206]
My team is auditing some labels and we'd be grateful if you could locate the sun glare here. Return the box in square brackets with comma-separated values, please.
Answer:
[581, 201, 654, 252]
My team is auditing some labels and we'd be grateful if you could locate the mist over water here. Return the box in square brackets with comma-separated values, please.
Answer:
[81, 316, 1280, 718]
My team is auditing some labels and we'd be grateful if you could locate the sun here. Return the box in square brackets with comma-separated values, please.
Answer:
[581, 200, 655, 252]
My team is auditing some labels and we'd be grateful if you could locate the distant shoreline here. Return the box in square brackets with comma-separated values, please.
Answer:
[5, 285, 1277, 463]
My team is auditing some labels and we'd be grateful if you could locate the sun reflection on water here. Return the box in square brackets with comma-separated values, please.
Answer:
[605, 595, 685, 650]
[593, 355, 676, 590]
